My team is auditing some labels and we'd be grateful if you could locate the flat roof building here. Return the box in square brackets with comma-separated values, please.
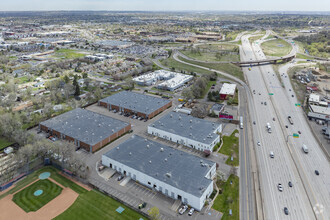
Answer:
[99, 91, 172, 119]
[133, 70, 193, 91]
[219, 83, 237, 100]
[102, 135, 216, 211]
[39, 108, 131, 153]
[148, 112, 221, 152]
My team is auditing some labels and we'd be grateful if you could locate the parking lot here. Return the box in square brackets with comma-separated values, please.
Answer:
[30, 102, 229, 220]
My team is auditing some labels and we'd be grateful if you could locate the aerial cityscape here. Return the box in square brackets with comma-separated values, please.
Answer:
[0, 1, 329, 220]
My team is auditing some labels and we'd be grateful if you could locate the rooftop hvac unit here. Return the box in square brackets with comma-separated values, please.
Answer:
[190, 133, 192, 136]
[160, 148, 164, 152]
[129, 152, 132, 156]
[164, 158, 167, 162]
[145, 139, 147, 142]
[149, 160, 152, 164]
[112, 129, 114, 132]
[166, 173, 171, 178]
[116, 147, 119, 150]
[190, 120, 192, 123]
[147, 144, 150, 148]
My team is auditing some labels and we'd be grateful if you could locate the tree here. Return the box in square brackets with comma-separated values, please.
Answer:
[82, 72, 88, 78]
[148, 207, 160, 220]
[63, 75, 70, 83]
[94, 87, 103, 100]
[75, 84, 81, 96]
[182, 88, 194, 100]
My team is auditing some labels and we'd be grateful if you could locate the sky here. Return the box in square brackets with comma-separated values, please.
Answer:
[1, 0, 329, 12]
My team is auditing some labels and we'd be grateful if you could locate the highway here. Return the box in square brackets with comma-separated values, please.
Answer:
[171, 31, 330, 219]
[242, 31, 330, 219]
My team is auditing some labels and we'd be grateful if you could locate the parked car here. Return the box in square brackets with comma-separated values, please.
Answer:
[277, 183, 283, 192]
[257, 142, 261, 146]
[273, 117, 275, 121]
[284, 207, 289, 215]
[288, 181, 293, 187]
[138, 202, 147, 209]
[188, 208, 194, 216]
[298, 131, 301, 134]
[179, 205, 188, 215]
[315, 170, 320, 176]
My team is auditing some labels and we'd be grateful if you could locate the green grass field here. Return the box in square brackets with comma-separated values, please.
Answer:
[54, 190, 146, 220]
[177, 56, 244, 81]
[261, 39, 292, 57]
[0, 167, 87, 200]
[180, 50, 240, 62]
[54, 49, 85, 59]
[248, 35, 263, 43]
[160, 57, 214, 75]
[12, 179, 63, 212]
[0, 137, 14, 151]
[212, 175, 239, 220]
[219, 130, 239, 166]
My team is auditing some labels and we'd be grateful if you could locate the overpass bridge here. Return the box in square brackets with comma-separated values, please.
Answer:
[232, 54, 296, 67]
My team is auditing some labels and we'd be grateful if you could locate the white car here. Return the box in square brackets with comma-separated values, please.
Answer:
[188, 208, 194, 216]
[277, 183, 283, 192]
[257, 142, 261, 146]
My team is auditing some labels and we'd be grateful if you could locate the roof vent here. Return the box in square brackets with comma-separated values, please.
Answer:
[166, 173, 171, 178]
[145, 139, 147, 142]
[190, 119, 192, 123]
[160, 148, 164, 152]
[147, 144, 150, 148]
[149, 160, 152, 164]
[164, 158, 167, 162]
[190, 133, 192, 136]
[129, 152, 132, 156]
[170, 114, 173, 118]
[116, 147, 119, 150]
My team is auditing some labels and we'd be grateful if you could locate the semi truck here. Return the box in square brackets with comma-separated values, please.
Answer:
[239, 116, 243, 129]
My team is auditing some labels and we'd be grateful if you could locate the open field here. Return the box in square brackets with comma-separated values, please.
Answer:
[12, 179, 63, 212]
[261, 39, 292, 57]
[177, 56, 244, 81]
[181, 50, 240, 62]
[54, 49, 85, 59]
[213, 174, 239, 220]
[219, 130, 239, 166]
[160, 57, 214, 75]
[0, 137, 14, 151]
[55, 190, 146, 220]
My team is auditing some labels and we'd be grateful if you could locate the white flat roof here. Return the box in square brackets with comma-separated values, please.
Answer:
[309, 94, 320, 103]
[310, 105, 330, 116]
[220, 83, 236, 95]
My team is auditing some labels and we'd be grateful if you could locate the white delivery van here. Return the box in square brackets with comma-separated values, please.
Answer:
[302, 144, 308, 154]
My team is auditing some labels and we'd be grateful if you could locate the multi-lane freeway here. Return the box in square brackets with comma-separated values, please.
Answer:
[171, 31, 329, 220]
[241, 31, 330, 220]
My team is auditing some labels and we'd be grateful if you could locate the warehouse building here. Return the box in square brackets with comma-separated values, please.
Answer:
[102, 135, 216, 211]
[39, 108, 131, 153]
[133, 70, 193, 91]
[219, 83, 237, 100]
[99, 91, 172, 119]
[148, 112, 221, 152]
